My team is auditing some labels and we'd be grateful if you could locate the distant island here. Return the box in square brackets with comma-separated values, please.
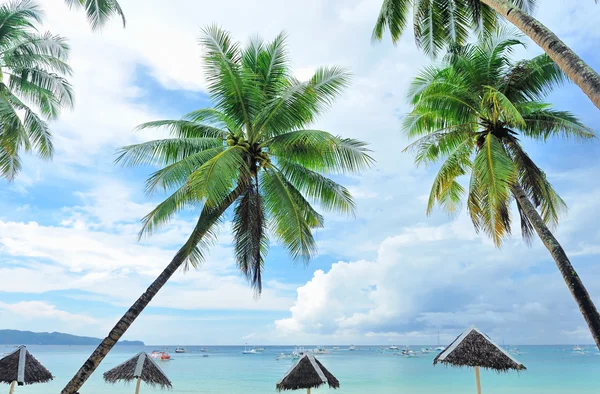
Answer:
[0, 330, 144, 346]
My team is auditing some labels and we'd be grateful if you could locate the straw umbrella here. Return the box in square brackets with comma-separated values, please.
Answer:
[103, 352, 172, 394]
[0, 346, 53, 393]
[276, 354, 340, 394]
[433, 326, 526, 394]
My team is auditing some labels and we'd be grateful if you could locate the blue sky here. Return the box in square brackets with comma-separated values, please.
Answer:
[1, 0, 600, 346]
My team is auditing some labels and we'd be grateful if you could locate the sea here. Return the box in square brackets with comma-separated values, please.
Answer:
[4, 345, 600, 393]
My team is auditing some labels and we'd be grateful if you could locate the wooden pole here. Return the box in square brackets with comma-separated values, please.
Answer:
[134, 377, 142, 394]
[307, 389, 311, 394]
[8, 381, 16, 394]
[474, 366, 482, 394]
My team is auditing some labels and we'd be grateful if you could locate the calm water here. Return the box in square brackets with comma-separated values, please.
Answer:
[4, 345, 600, 393]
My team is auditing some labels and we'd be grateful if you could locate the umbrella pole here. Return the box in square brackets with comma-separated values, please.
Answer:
[307, 389, 311, 394]
[474, 366, 482, 394]
[8, 381, 16, 394]
[134, 377, 142, 394]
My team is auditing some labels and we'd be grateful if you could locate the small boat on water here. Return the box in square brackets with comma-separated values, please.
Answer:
[313, 346, 328, 354]
[174, 347, 186, 353]
[150, 350, 171, 360]
[291, 346, 307, 358]
[401, 346, 417, 357]
[348, 345, 356, 351]
[387, 345, 400, 351]
[255, 347, 265, 352]
[200, 348, 208, 352]
[434, 346, 445, 351]
[242, 345, 258, 354]
[332, 347, 340, 351]
[421, 347, 433, 353]
[276, 353, 288, 360]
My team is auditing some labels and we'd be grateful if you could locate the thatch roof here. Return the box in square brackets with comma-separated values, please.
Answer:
[276, 354, 340, 391]
[103, 353, 172, 389]
[0, 346, 53, 385]
[434, 326, 526, 372]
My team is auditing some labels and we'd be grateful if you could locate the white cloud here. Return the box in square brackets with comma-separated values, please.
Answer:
[0, 301, 98, 325]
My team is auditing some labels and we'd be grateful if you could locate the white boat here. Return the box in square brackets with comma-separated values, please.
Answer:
[574, 345, 583, 351]
[276, 353, 288, 360]
[150, 350, 171, 360]
[313, 346, 328, 354]
[388, 345, 400, 351]
[421, 347, 433, 353]
[435, 346, 445, 351]
[200, 348, 208, 352]
[291, 346, 307, 357]
[174, 347, 186, 353]
[401, 346, 417, 357]
[242, 345, 258, 354]
[348, 345, 356, 351]
[332, 347, 340, 351]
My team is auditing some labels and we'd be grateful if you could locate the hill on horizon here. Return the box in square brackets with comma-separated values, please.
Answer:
[0, 329, 144, 346]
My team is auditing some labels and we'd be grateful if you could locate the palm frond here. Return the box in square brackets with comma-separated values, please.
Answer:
[232, 176, 269, 293]
[277, 159, 356, 215]
[471, 133, 516, 245]
[115, 139, 223, 168]
[269, 129, 374, 174]
[260, 167, 319, 263]
[520, 108, 596, 140]
[188, 146, 250, 207]
[372, 0, 411, 43]
[64, 0, 126, 30]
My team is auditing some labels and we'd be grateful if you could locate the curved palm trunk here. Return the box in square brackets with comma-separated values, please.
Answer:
[512, 184, 600, 350]
[481, 0, 600, 110]
[60, 187, 243, 394]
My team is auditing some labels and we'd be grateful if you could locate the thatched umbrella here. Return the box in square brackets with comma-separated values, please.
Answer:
[276, 354, 339, 394]
[434, 326, 526, 394]
[0, 346, 53, 394]
[103, 352, 172, 394]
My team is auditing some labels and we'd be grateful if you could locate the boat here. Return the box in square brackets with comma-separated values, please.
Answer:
[421, 347, 433, 353]
[574, 345, 583, 351]
[313, 346, 328, 354]
[242, 345, 258, 354]
[387, 345, 400, 351]
[291, 346, 307, 358]
[200, 348, 208, 352]
[348, 345, 356, 351]
[332, 347, 340, 351]
[174, 347, 186, 353]
[401, 347, 417, 357]
[150, 350, 171, 360]
[255, 347, 265, 352]
[276, 353, 288, 360]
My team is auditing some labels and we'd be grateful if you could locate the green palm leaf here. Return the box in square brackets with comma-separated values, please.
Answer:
[404, 30, 591, 246]
[64, 0, 126, 31]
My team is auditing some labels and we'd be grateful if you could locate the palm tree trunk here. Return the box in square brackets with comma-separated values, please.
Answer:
[480, 0, 600, 110]
[512, 184, 600, 350]
[60, 187, 244, 394]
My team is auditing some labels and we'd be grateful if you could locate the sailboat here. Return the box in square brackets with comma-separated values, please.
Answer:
[435, 328, 445, 351]
[242, 344, 258, 354]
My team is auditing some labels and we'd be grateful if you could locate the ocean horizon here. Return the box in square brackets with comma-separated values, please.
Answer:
[5, 344, 599, 393]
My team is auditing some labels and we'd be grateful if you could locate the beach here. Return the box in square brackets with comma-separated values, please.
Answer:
[8, 345, 600, 393]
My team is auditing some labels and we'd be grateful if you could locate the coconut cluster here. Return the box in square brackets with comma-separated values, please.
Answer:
[226, 133, 271, 171]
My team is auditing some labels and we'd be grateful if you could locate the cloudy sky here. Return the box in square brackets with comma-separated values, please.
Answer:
[1, 0, 600, 346]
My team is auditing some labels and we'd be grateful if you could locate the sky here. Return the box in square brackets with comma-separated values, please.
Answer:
[1, 0, 600, 346]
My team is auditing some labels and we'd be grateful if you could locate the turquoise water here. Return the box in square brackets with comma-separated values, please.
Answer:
[5, 345, 600, 393]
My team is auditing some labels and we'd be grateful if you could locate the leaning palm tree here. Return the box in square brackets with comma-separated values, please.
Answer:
[61, 26, 373, 394]
[0, 0, 74, 180]
[64, 0, 125, 30]
[373, 0, 600, 111]
[403, 30, 600, 349]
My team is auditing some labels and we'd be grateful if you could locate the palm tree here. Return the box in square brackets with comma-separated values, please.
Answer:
[402, 30, 600, 348]
[372, 0, 600, 111]
[64, 0, 126, 30]
[60, 26, 373, 394]
[0, 0, 74, 181]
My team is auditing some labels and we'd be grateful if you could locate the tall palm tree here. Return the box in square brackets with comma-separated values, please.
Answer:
[61, 26, 373, 394]
[0, 0, 74, 180]
[64, 0, 125, 30]
[373, 0, 600, 111]
[403, 30, 600, 348]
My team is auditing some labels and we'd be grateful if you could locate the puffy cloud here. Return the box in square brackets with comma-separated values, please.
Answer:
[0, 301, 98, 325]
[276, 208, 600, 344]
